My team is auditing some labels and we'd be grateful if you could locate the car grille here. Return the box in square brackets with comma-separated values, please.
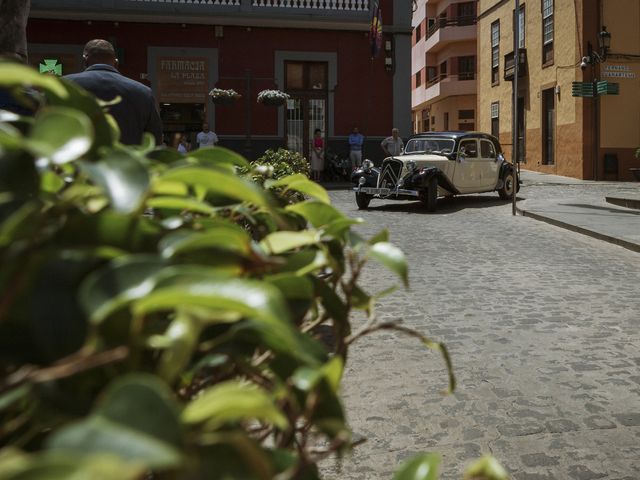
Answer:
[377, 158, 404, 189]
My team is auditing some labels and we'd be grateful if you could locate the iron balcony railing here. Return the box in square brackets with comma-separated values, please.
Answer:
[130, 0, 368, 9]
[504, 49, 528, 81]
[426, 72, 475, 87]
[426, 15, 476, 39]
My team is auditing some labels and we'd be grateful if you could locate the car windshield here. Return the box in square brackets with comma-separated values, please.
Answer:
[404, 138, 455, 155]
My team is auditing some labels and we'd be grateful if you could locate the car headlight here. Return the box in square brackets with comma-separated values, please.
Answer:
[358, 176, 366, 186]
[362, 159, 373, 172]
[407, 160, 416, 172]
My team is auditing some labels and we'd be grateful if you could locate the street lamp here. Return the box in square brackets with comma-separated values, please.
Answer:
[579, 26, 611, 180]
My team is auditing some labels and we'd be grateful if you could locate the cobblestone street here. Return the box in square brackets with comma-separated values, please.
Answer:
[321, 181, 640, 480]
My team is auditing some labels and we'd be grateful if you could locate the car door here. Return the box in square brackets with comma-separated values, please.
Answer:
[452, 138, 479, 193]
[479, 139, 500, 190]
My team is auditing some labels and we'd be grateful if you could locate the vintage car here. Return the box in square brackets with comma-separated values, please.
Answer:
[352, 131, 518, 211]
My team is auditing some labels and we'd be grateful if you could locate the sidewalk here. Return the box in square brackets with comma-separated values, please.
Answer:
[516, 169, 640, 253]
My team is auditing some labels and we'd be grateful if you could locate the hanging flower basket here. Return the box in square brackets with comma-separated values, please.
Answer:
[257, 89, 290, 107]
[209, 88, 241, 105]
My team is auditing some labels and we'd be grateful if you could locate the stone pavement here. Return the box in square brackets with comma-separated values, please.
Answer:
[516, 170, 640, 253]
[320, 179, 640, 480]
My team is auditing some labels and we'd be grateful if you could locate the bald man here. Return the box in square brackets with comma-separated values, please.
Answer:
[65, 39, 162, 146]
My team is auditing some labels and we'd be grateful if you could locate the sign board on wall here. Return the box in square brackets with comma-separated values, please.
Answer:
[156, 57, 209, 103]
[602, 65, 636, 79]
[29, 52, 81, 76]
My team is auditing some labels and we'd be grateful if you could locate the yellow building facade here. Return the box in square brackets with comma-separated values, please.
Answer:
[476, 0, 640, 180]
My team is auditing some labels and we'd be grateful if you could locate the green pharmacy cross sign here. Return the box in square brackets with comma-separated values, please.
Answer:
[39, 59, 62, 76]
[572, 81, 619, 97]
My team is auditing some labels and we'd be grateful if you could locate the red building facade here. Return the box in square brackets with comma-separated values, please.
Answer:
[27, 1, 412, 161]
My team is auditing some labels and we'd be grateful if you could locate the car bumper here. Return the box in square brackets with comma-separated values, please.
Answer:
[353, 186, 420, 197]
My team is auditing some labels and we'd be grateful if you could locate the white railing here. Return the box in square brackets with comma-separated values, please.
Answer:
[252, 0, 368, 10]
[128, 0, 369, 8]
[129, 0, 241, 4]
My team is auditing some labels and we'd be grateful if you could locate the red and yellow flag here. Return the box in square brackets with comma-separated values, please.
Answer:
[370, 2, 382, 58]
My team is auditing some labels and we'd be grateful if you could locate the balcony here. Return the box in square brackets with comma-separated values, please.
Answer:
[503, 49, 528, 81]
[30, 0, 371, 28]
[424, 16, 477, 53]
[424, 73, 476, 104]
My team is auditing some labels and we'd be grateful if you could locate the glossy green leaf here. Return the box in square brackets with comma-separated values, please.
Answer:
[0, 385, 30, 412]
[292, 357, 343, 393]
[132, 272, 290, 327]
[0, 452, 145, 480]
[187, 146, 249, 168]
[25, 107, 93, 165]
[146, 196, 216, 215]
[369, 241, 409, 287]
[266, 174, 330, 204]
[369, 228, 390, 245]
[158, 227, 252, 259]
[463, 455, 509, 480]
[150, 179, 189, 196]
[147, 147, 183, 164]
[182, 381, 288, 429]
[79, 152, 150, 213]
[157, 312, 202, 384]
[0, 123, 23, 151]
[260, 230, 320, 255]
[0, 62, 69, 99]
[95, 375, 183, 448]
[78, 256, 167, 325]
[393, 453, 441, 480]
[285, 201, 346, 228]
[161, 166, 268, 207]
[40, 170, 66, 194]
[47, 417, 182, 469]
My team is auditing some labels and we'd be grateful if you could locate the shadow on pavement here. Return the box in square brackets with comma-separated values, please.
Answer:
[562, 203, 640, 216]
[365, 195, 523, 214]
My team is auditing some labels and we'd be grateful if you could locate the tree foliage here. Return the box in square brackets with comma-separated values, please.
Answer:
[0, 60, 506, 480]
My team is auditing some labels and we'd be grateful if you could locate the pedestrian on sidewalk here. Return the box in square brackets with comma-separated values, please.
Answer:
[310, 128, 325, 182]
[381, 127, 404, 157]
[348, 126, 364, 169]
[196, 123, 218, 149]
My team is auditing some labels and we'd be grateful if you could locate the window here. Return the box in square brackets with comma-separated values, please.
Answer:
[518, 5, 525, 49]
[491, 21, 500, 85]
[439, 60, 447, 80]
[459, 139, 478, 157]
[415, 70, 421, 87]
[285, 62, 328, 91]
[415, 22, 422, 41]
[542, 0, 553, 65]
[491, 102, 499, 138]
[458, 56, 475, 80]
[480, 139, 497, 159]
[422, 109, 429, 131]
[444, 112, 449, 130]
[431, 116, 436, 126]
[459, 109, 475, 120]
[427, 66, 437, 83]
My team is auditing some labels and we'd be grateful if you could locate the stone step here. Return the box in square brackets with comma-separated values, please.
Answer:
[605, 196, 640, 210]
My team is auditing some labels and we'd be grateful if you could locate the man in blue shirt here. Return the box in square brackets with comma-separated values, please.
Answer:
[348, 126, 364, 169]
[65, 39, 163, 146]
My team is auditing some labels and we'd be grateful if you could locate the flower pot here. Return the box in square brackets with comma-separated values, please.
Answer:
[211, 96, 237, 105]
[259, 97, 286, 107]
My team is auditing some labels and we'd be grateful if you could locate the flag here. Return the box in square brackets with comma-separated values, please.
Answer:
[370, 2, 382, 58]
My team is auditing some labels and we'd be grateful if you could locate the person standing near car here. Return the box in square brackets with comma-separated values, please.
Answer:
[348, 126, 364, 169]
[196, 123, 218, 149]
[380, 127, 404, 157]
[64, 39, 163, 146]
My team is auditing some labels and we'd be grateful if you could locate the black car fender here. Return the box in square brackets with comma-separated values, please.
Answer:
[351, 167, 380, 187]
[407, 167, 459, 194]
[497, 162, 520, 190]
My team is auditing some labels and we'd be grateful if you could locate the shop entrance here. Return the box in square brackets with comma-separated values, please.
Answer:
[159, 103, 205, 148]
[284, 61, 328, 160]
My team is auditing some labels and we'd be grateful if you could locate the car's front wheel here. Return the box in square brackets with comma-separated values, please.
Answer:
[419, 176, 438, 212]
[498, 169, 516, 200]
[355, 192, 371, 209]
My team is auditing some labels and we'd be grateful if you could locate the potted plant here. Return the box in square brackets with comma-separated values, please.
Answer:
[209, 88, 241, 105]
[257, 89, 290, 106]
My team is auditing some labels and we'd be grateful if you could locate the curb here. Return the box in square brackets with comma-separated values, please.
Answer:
[517, 206, 640, 254]
[605, 196, 640, 211]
